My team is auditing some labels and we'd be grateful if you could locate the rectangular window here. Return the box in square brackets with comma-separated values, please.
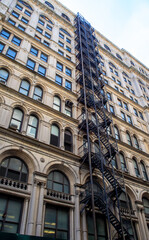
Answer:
[123, 102, 128, 111]
[15, 4, 23, 11]
[65, 80, 72, 90]
[38, 19, 44, 26]
[36, 26, 43, 34]
[107, 92, 112, 100]
[65, 67, 71, 77]
[110, 105, 114, 114]
[59, 32, 64, 39]
[66, 55, 71, 61]
[24, 10, 31, 16]
[134, 108, 138, 117]
[100, 61, 104, 66]
[44, 32, 51, 39]
[104, 79, 108, 85]
[34, 35, 41, 41]
[123, 77, 127, 82]
[102, 70, 106, 76]
[55, 75, 62, 85]
[115, 86, 119, 91]
[114, 70, 118, 76]
[58, 41, 64, 47]
[112, 76, 115, 81]
[66, 46, 71, 52]
[117, 80, 121, 86]
[18, 25, 25, 31]
[0, 29, 10, 39]
[26, 58, 35, 70]
[6, 48, 17, 59]
[56, 62, 63, 71]
[21, 17, 28, 24]
[131, 89, 135, 95]
[120, 89, 124, 94]
[12, 11, 20, 18]
[58, 49, 64, 56]
[11, 36, 21, 46]
[40, 52, 48, 62]
[8, 18, 16, 25]
[121, 111, 126, 121]
[139, 112, 144, 120]
[130, 96, 133, 101]
[118, 99, 122, 107]
[30, 46, 38, 56]
[38, 65, 46, 76]
[46, 24, 52, 31]
[43, 40, 49, 47]
[126, 86, 130, 91]
[0, 42, 5, 52]
[109, 67, 113, 73]
[66, 37, 71, 44]
[128, 80, 132, 85]
[127, 115, 132, 124]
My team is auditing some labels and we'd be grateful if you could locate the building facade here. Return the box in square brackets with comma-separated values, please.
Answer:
[0, 0, 149, 239]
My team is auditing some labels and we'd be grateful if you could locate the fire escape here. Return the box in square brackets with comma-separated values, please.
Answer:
[75, 13, 134, 240]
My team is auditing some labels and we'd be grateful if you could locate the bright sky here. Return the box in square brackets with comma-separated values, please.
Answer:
[58, 0, 149, 68]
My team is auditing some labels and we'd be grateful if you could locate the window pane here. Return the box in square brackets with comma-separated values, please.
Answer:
[18, 25, 25, 31]
[26, 59, 35, 70]
[28, 116, 38, 127]
[53, 182, 63, 192]
[55, 75, 62, 85]
[57, 209, 68, 230]
[3, 222, 18, 233]
[6, 200, 22, 222]
[51, 125, 59, 136]
[0, 69, 9, 82]
[38, 65, 46, 76]
[0, 197, 6, 221]
[6, 48, 17, 59]
[44, 207, 56, 229]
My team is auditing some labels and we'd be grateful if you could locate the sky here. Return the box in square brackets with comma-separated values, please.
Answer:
[58, 0, 149, 68]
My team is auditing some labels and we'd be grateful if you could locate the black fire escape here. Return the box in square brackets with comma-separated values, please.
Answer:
[75, 13, 134, 240]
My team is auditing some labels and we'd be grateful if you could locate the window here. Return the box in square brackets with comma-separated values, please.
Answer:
[8, 18, 16, 25]
[116, 53, 122, 60]
[10, 108, 23, 131]
[130, 60, 135, 66]
[114, 71, 118, 76]
[43, 40, 49, 47]
[46, 24, 52, 31]
[66, 46, 71, 52]
[104, 79, 108, 85]
[132, 158, 140, 177]
[118, 99, 122, 107]
[139, 112, 144, 120]
[27, 115, 38, 138]
[26, 59, 35, 70]
[6, 48, 17, 59]
[40, 15, 53, 25]
[107, 92, 112, 100]
[87, 213, 107, 239]
[65, 80, 72, 90]
[64, 129, 73, 152]
[100, 61, 104, 66]
[45, 32, 51, 39]
[65, 101, 72, 117]
[59, 32, 64, 39]
[56, 62, 63, 71]
[127, 115, 132, 125]
[133, 136, 139, 149]
[0, 29, 10, 39]
[134, 108, 138, 117]
[62, 13, 70, 22]
[18, 0, 33, 10]
[131, 89, 135, 95]
[119, 193, 132, 210]
[36, 26, 43, 34]
[123, 102, 128, 111]
[102, 70, 106, 76]
[121, 112, 126, 121]
[115, 86, 118, 91]
[119, 153, 126, 171]
[123, 77, 127, 82]
[21, 17, 28, 24]
[11, 36, 21, 46]
[60, 28, 71, 37]
[44, 205, 69, 239]
[0, 42, 5, 53]
[141, 161, 148, 180]
[0, 69, 9, 84]
[55, 75, 62, 85]
[47, 170, 69, 193]
[117, 80, 121, 86]
[128, 80, 132, 85]
[0, 157, 28, 182]
[12, 11, 19, 18]
[19, 79, 30, 96]
[142, 198, 149, 215]
[134, 99, 138, 104]
[109, 67, 113, 73]
[53, 96, 61, 111]
[38, 19, 44, 26]
[24, 10, 31, 16]
[18, 25, 25, 31]
[40, 52, 48, 62]
[109, 105, 114, 114]
[33, 86, 43, 101]
[34, 35, 41, 42]
[16, 4, 23, 11]
[65, 67, 71, 77]
[50, 124, 60, 147]
[58, 41, 64, 47]
[112, 76, 115, 81]
[126, 132, 132, 146]
[0, 195, 23, 233]
[38, 65, 46, 76]
[104, 44, 111, 52]
[112, 156, 117, 169]
[66, 38, 71, 44]
[130, 96, 133, 101]
[126, 86, 130, 91]
[58, 49, 64, 56]
[114, 126, 120, 140]
[45, 1, 54, 10]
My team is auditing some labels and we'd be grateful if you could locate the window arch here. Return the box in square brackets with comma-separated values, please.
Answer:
[45, 1, 54, 10]
[142, 197, 149, 215]
[59, 28, 71, 37]
[116, 53, 123, 61]
[0, 156, 28, 182]
[26, 114, 38, 138]
[140, 161, 148, 180]
[18, 0, 33, 11]
[40, 15, 53, 25]
[122, 71, 129, 78]
[111, 156, 117, 169]
[104, 44, 111, 52]
[64, 129, 73, 152]
[119, 152, 126, 171]
[61, 13, 70, 22]
[65, 100, 73, 117]
[47, 170, 70, 194]
[132, 158, 140, 177]
[126, 131, 132, 146]
[53, 95, 61, 111]
[133, 135, 139, 149]
[10, 108, 24, 131]
[33, 86, 43, 101]
[119, 192, 132, 210]
[114, 126, 120, 140]
[19, 79, 30, 96]
[50, 124, 60, 147]
[109, 62, 116, 69]
[0, 68, 9, 84]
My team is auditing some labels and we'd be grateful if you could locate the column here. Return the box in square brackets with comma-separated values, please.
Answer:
[36, 182, 45, 236]
[82, 210, 88, 240]
[75, 188, 81, 240]
[74, 134, 78, 155]
[20, 198, 29, 234]
[136, 203, 147, 240]
[141, 208, 149, 239]
[61, 129, 65, 150]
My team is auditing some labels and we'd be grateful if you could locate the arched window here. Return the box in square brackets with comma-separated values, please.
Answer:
[140, 161, 148, 180]
[0, 157, 28, 182]
[114, 126, 120, 140]
[26, 115, 38, 138]
[45, 1, 54, 10]
[142, 197, 149, 215]
[132, 158, 140, 177]
[133, 136, 139, 149]
[104, 44, 111, 52]
[40, 15, 53, 25]
[116, 53, 123, 61]
[122, 71, 129, 78]
[119, 152, 126, 171]
[0, 68, 9, 84]
[19, 79, 30, 96]
[109, 62, 116, 69]
[61, 13, 70, 22]
[112, 156, 117, 169]
[53, 96, 61, 111]
[47, 170, 69, 193]
[126, 131, 132, 146]
[86, 180, 102, 195]
[65, 100, 72, 117]
[119, 192, 132, 210]
[10, 108, 24, 131]
[18, 0, 33, 11]
[50, 124, 60, 147]
[33, 86, 43, 101]
[64, 129, 73, 152]
[59, 28, 71, 37]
